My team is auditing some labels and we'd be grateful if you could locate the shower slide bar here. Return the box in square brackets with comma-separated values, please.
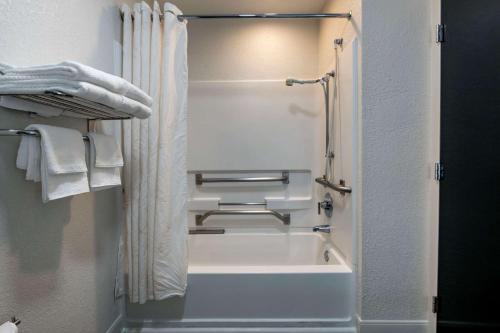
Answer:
[195, 172, 289, 185]
[196, 209, 291, 226]
[0, 129, 90, 141]
[122, 11, 352, 22]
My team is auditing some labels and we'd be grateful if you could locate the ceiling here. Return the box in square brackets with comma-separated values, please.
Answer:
[160, 0, 328, 14]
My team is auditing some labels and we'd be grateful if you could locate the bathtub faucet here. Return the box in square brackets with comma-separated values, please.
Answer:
[312, 224, 332, 233]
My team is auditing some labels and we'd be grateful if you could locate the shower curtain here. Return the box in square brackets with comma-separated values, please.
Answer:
[121, 1, 188, 304]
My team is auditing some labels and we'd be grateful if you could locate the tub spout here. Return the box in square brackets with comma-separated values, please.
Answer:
[313, 225, 332, 233]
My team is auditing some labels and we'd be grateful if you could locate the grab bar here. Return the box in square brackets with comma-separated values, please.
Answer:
[189, 228, 225, 235]
[315, 176, 352, 195]
[196, 209, 291, 226]
[195, 172, 289, 185]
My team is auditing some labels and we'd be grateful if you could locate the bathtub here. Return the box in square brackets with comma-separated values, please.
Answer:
[126, 232, 354, 329]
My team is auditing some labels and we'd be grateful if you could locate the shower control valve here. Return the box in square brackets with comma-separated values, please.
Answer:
[317, 192, 333, 217]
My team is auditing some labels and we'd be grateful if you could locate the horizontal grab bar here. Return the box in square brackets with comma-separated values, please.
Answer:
[189, 228, 225, 235]
[218, 202, 266, 206]
[195, 172, 289, 185]
[315, 176, 352, 195]
[195, 209, 291, 226]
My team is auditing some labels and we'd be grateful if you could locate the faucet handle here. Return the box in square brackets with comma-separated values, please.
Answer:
[312, 224, 332, 233]
[317, 193, 333, 217]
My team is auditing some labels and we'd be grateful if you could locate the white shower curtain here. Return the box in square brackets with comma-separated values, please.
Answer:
[121, 1, 188, 304]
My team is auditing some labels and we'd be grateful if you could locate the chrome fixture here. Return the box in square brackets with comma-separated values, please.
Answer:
[219, 202, 266, 206]
[315, 176, 352, 195]
[196, 209, 290, 226]
[285, 71, 335, 156]
[0, 128, 90, 141]
[313, 225, 332, 234]
[189, 228, 225, 235]
[122, 11, 352, 22]
[323, 250, 330, 262]
[285, 78, 321, 86]
[317, 192, 333, 217]
[195, 172, 289, 185]
[10, 317, 21, 326]
[334, 38, 344, 47]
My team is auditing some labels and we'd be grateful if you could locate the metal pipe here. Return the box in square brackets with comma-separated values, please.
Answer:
[0, 129, 90, 141]
[189, 228, 225, 235]
[196, 209, 291, 226]
[218, 202, 266, 206]
[178, 13, 352, 20]
[122, 12, 352, 22]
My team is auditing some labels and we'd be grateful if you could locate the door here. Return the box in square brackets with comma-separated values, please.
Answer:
[438, 0, 500, 332]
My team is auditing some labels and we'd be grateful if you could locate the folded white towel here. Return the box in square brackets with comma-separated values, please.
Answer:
[0, 321, 18, 333]
[0, 95, 63, 117]
[0, 79, 151, 119]
[16, 125, 89, 202]
[26, 124, 87, 174]
[87, 132, 124, 168]
[0, 61, 152, 107]
[85, 134, 122, 191]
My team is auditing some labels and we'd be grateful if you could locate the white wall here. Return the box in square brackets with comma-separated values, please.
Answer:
[359, 0, 433, 331]
[0, 1, 135, 332]
[184, 18, 324, 229]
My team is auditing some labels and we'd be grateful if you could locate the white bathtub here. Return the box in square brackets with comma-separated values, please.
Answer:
[126, 232, 354, 329]
[189, 232, 350, 273]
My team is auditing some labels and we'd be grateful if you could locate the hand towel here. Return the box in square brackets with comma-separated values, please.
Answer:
[0, 61, 152, 107]
[85, 133, 122, 191]
[16, 135, 41, 182]
[0, 95, 63, 117]
[86, 132, 123, 168]
[0, 322, 18, 333]
[16, 125, 89, 202]
[26, 125, 87, 174]
[0, 79, 151, 119]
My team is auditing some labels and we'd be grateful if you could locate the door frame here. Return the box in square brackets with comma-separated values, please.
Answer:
[428, 0, 441, 332]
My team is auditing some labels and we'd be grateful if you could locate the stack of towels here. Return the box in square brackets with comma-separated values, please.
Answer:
[0, 61, 152, 119]
[17, 124, 123, 203]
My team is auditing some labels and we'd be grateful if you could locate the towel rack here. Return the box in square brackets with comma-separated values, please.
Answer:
[0, 128, 90, 141]
[0, 91, 132, 120]
[196, 209, 291, 226]
[195, 172, 289, 185]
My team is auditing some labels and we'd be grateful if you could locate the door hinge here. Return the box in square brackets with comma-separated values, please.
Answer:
[435, 162, 444, 181]
[436, 24, 445, 43]
[432, 296, 439, 313]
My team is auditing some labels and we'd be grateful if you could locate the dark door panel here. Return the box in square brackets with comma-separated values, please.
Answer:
[438, 0, 500, 331]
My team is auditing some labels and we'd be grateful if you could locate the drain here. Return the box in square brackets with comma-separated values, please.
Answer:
[323, 250, 330, 263]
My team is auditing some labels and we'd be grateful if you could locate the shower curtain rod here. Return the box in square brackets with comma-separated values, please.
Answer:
[121, 12, 352, 22]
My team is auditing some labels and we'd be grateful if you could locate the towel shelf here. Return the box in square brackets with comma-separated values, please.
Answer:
[195, 172, 289, 185]
[0, 128, 89, 141]
[195, 209, 291, 226]
[0, 91, 132, 120]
